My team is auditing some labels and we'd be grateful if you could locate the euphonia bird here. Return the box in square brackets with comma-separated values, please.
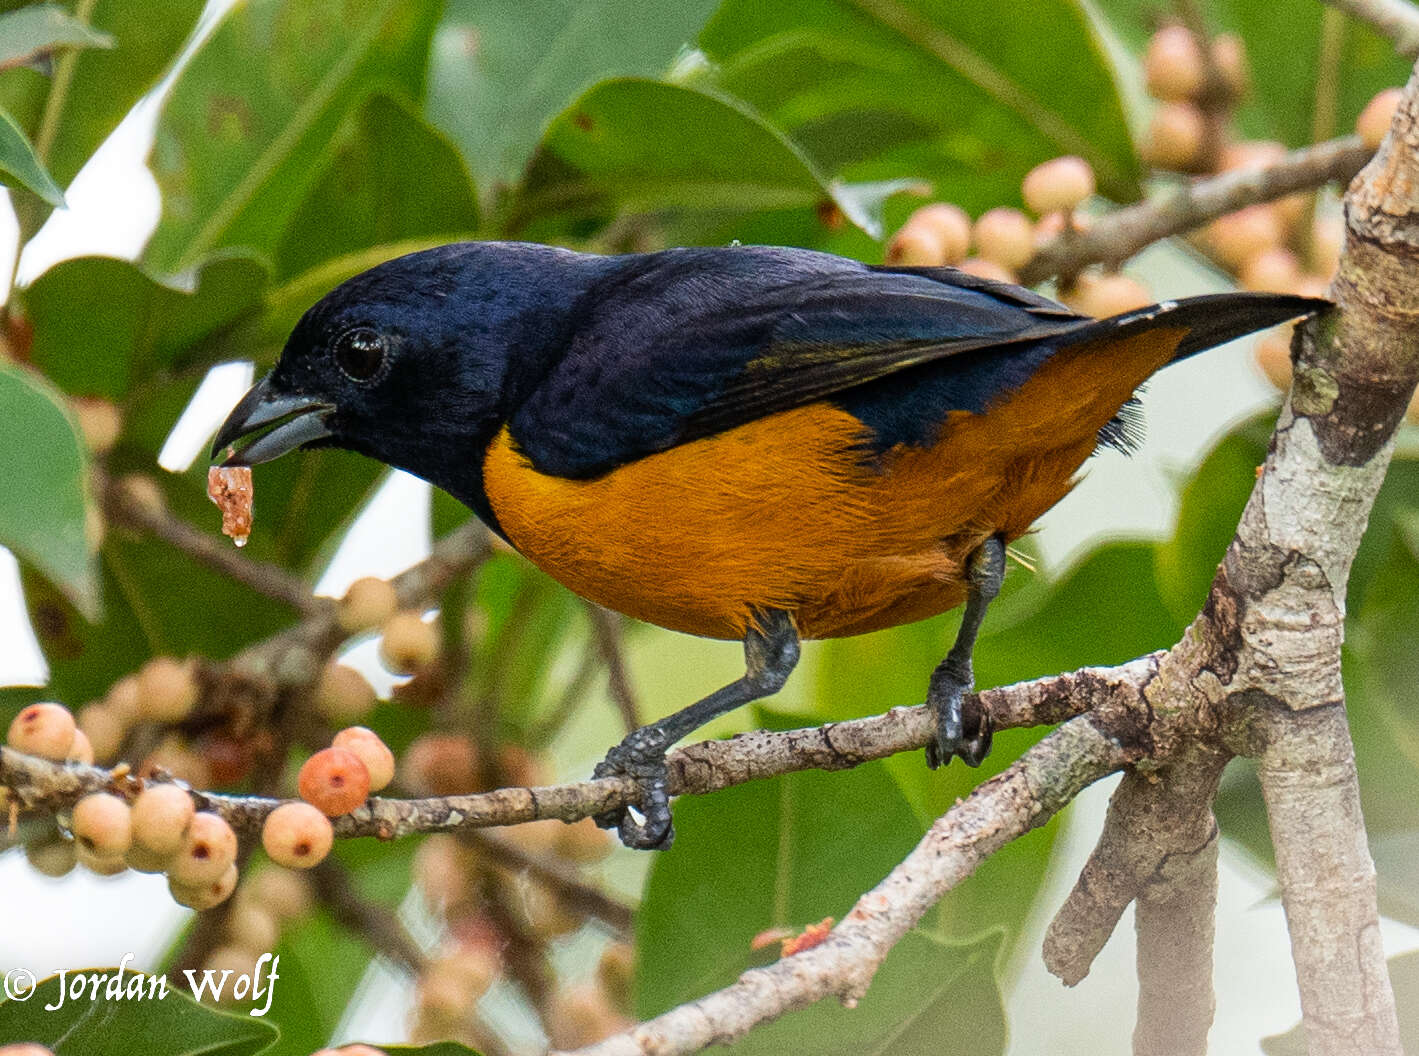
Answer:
[212, 241, 1321, 849]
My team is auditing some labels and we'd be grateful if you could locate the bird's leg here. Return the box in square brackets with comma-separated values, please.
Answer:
[925, 536, 1005, 769]
[593, 609, 799, 850]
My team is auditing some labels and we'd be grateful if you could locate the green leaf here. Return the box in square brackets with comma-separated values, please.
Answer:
[698, 0, 1141, 210]
[22, 252, 271, 400]
[0, 968, 277, 1055]
[1261, 951, 1419, 1053]
[636, 711, 926, 1019]
[275, 92, 479, 281]
[145, 0, 442, 275]
[0, 106, 61, 205]
[729, 930, 1005, 1056]
[0, 363, 96, 617]
[429, 0, 721, 193]
[0, 4, 112, 72]
[505, 78, 885, 238]
[0, 0, 205, 197]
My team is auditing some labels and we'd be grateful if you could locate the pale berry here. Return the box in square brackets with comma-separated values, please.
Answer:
[136, 656, 199, 723]
[298, 747, 371, 817]
[403, 733, 479, 795]
[884, 224, 946, 266]
[78, 704, 126, 761]
[169, 811, 238, 886]
[170, 862, 239, 910]
[131, 783, 196, 857]
[72, 397, 122, 454]
[955, 257, 1015, 283]
[247, 866, 313, 922]
[1358, 88, 1403, 150]
[226, 901, 280, 954]
[1143, 102, 1206, 170]
[377, 612, 439, 675]
[338, 576, 399, 633]
[25, 834, 76, 878]
[1144, 24, 1205, 102]
[1240, 247, 1303, 294]
[1021, 156, 1095, 215]
[331, 726, 395, 792]
[261, 801, 334, 868]
[971, 208, 1035, 270]
[7, 702, 76, 760]
[315, 662, 376, 722]
[65, 728, 94, 765]
[72, 792, 132, 857]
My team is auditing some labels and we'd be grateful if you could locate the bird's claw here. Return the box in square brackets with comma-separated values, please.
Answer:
[925, 671, 993, 770]
[593, 727, 675, 850]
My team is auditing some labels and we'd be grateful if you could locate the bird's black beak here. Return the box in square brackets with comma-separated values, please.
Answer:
[210, 375, 335, 466]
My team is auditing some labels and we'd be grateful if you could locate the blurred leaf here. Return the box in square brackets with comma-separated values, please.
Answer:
[276, 92, 479, 281]
[1153, 413, 1271, 624]
[145, 0, 442, 274]
[731, 930, 1005, 1056]
[506, 78, 893, 239]
[0, 106, 61, 204]
[0, 0, 205, 198]
[637, 708, 925, 1020]
[0, 363, 96, 616]
[22, 252, 270, 400]
[0, 4, 112, 73]
[698, 0, 1140, 212]
[1261, 950, 1419, 1053]
[0, 969, 277, 1055]
[429, 0, 720, 193]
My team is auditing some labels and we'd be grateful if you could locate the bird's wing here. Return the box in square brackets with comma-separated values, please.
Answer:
[508, 247, 1088, 478]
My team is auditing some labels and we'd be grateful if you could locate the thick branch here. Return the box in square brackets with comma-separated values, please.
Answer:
[1018, 136, 1373, 285]
[1323, 0, 1419, 57]
[557, 715, 1138, 1056]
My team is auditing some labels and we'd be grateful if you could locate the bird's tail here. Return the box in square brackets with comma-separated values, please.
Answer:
[1061, 291, 1327, 364]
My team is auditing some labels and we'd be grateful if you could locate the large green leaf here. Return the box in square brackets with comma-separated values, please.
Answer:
[21, 252, 270, 400]
[0, 363, 96, 617]
[0, 4, 112, 73]
[0, 0, 204, 199]
[0, 106, 61, 205]
[505, 78, 890, 239]
[275, 92, 479, 281]
[145, 0, 442, 274]
[636, 708, 926, 1020]
[429, 0, 721, 194]
[698, 0, 1140, 215]
[0, 969, 277, 1055]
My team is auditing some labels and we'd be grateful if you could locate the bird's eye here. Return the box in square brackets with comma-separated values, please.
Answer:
[332, 328, 387, 383]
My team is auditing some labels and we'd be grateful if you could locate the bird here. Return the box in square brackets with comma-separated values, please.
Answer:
[211, 240, 1322, 850]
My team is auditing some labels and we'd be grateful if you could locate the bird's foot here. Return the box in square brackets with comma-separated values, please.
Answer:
[924, 666, 993, 770]
[592, 725, 675, 850]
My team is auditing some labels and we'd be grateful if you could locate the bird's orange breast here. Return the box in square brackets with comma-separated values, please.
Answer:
[481, 328, 1186, 640]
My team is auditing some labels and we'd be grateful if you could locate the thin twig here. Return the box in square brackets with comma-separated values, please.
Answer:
[1323, 0, 1419, 57]
[585, 604, 641, 734]
[309, 857, 428, 974]
[1018, 136, 1373, 285]
[559, 715, 1139, 1056]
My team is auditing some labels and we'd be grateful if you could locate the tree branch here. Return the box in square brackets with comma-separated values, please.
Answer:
[1018, 136, 1373, 285]
[556, 715, 1139, 1056]
[1323, 0, 1419, 57]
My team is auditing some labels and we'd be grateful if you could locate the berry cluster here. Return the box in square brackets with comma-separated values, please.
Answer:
[197, 867, 313, 1003]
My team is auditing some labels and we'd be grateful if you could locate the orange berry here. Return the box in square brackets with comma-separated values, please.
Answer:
[971, 207, 1035, 270]
[298, 746, 372, 817]
[7, 702, 76, 760]
[378, 612, 439, 675]
[315, 661, 377, 722]
[131, 783, 196, 857]
[72, 792, 132, 858]
[169, 811, 238, 886]
[337, 576, 399, 634]
[1358, 88, 1403, 150]
[1239, 247, 1303, 293]
[1255, 327, 1294, 390]
[136, 656, 199, 723]
[1144, 24, 1205, 102]
[1143, 102, 1206, 170]
[884, 224, 946, 266]
[332, 726, 395, 792]
[955, 257, 1015, 283]
[261, 801, 334, 868]
[0, 1046, 57, 1056]
[1022, 156, 1095, 215]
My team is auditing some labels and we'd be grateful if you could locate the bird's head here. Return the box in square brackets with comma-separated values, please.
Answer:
[211, 241, 603, 504]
